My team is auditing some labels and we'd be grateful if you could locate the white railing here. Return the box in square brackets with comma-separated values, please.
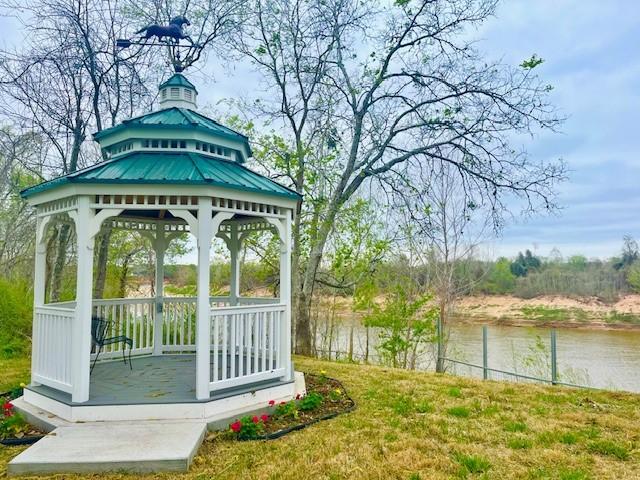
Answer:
[210, 303, 286, 391]
[92, 298, 155, 359]
[161, 297, 197, 351]
[89, 296, 280, 357]
[33, 305, 75, 393]
[237, 297, 280, 306]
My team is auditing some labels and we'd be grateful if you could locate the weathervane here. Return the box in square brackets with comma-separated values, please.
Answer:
[116, 15, 203, 73]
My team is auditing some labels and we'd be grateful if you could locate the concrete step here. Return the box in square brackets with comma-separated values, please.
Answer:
[7, 422, 206, 475]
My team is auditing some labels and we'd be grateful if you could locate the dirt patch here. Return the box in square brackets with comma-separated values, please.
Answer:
[453, 295, 640, 330]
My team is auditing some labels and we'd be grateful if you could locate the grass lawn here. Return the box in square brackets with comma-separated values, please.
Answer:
[1, 355, 639, 479]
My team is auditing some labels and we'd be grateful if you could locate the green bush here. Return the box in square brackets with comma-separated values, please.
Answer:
[229, 415, 265, 440]
[0, 277, 33, 358]
[298, 392, 323, 411]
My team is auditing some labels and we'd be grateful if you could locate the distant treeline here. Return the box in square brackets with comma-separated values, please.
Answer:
[161, 237, 639, 304]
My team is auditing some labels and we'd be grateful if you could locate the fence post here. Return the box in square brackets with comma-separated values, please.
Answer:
[550, 329, 558, 385]
[482, 325, 488, 380]
[436, 317, 443, 372]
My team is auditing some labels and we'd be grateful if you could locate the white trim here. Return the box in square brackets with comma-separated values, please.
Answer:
[209, 368, 285, 391]
[25, 184, 298, 211]
[212, 303, 286, 315]
[31, 375, 73, 394]
[22, 379, 301, 423]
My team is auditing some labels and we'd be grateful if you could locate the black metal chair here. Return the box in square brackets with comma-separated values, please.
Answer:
[91, 316, 134, 373]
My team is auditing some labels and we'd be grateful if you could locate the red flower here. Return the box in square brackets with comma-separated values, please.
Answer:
[260, 414, 269, 423]
[268, 400, 275, 406]
[2, 401, 13, 416]
[295, 394, 301, 400]
[252, 415, 259, 424]
[230, 421, 241, 433]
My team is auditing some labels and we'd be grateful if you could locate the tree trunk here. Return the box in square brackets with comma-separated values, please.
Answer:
[93, 229, 111, 299]
[436, 303, 446, 373]
[293, 198, 342, 354]
[348, 316, 354, 362]
[49, 223, 72, 302]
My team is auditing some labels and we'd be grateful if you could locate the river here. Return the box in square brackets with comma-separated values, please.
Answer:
[314, 320, 640, 393]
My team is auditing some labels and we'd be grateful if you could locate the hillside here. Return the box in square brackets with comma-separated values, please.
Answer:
[454, 294, 640, 329]
[2, 355, 639, 479]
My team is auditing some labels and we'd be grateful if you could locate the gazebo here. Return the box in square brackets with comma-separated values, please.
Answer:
[19, 74, 305, 423]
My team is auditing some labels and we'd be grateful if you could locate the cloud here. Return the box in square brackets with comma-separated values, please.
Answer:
[477, 0, 640, 258]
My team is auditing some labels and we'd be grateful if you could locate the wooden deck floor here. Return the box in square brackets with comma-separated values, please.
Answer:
[28, 354, 283, 406]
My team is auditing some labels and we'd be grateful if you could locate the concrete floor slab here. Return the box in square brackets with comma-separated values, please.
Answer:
[7, 422, 207, 475]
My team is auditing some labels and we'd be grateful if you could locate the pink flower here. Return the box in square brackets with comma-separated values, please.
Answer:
[260, 414, 269, 423]
[230, 421, 241, 433]
[268, 400, 275, 406]
[252, 416, 259, 424]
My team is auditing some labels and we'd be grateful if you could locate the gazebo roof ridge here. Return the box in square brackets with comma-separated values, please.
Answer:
[94, 106, 250, 143]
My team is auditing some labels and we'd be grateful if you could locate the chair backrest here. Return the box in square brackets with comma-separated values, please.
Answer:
[91, 316, 109, 345]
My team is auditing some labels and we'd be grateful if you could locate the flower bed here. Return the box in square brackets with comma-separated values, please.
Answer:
[226, 372, 355, 441]
[0, 385, 44, 446]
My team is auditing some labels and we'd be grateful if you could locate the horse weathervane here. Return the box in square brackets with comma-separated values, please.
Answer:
[116, 15, 203, 73]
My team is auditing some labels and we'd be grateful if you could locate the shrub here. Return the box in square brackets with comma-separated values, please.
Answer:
[298, 392, 323, 411]
[274, 400, 299, 419]
[0, 402, 30, 439]
[229, 415, 266, 440]
[0, 278, 32, 358]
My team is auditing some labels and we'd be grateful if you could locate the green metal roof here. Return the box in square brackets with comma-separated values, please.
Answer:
[93, 108, 252, 156]
[20, 152, 301, 200]
[159, 73, 197, 91]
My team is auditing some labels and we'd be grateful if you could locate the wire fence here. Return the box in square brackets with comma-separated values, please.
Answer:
[441, 326, 591, 390]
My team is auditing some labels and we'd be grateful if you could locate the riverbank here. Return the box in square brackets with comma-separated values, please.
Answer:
[2, 355, 639, 478]
[453, 294, 640, 330]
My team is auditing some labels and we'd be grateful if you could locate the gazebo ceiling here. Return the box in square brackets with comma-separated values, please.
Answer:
[20, 152, 300, 200]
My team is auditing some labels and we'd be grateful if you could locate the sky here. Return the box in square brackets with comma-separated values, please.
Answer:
[1, 1, 639, 261]
[472, 1, 640, 259]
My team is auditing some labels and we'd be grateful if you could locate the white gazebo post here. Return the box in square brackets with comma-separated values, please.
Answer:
[195, 198, 213, 400]
[153, 226, 166, 355]
[229, 224, 240, 306]
[30, 215, 48, 386]
[71, 196, 95, 403]
[282, 210, 293, 380]
[270, 211, 293, 381]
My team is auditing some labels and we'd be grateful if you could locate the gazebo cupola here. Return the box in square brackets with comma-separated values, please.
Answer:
[18, 71, 303, 421]
[158, 73, 198, 109]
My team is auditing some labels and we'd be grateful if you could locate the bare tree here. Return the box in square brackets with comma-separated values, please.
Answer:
[233, 0, 565, 355]
[397, 160, 490, 371]
[0, 0, 244, 299]
[0, 0, 162, 300]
